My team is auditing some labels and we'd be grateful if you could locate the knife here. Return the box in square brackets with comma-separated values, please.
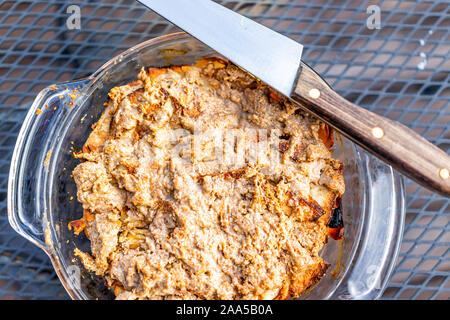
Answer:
[136, 0, 450, 197]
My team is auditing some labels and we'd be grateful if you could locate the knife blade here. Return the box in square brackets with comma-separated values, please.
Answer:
[136, 0, 450, 197]
[136, 0, 302, 97]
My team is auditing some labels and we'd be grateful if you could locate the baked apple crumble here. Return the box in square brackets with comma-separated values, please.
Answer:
[69, 58, 345, 300]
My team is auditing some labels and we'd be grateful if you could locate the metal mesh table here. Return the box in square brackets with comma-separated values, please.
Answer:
[0, 0, 448, 300]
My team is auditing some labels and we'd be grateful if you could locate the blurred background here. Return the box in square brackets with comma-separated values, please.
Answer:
[0, 0, 448, 299]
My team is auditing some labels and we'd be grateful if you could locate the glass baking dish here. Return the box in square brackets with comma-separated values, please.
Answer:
[7, 32, 405, 300]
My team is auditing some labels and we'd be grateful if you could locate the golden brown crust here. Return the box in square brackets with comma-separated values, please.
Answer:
[283, 258, 330, 299]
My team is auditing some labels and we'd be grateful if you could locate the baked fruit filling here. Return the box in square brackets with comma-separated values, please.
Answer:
[69, 58, 345, 300]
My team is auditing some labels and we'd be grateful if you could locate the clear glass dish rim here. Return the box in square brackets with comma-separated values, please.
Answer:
[7, 32, 406, 300]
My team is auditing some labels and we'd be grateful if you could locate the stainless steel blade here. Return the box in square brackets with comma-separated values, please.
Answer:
[136, 0, 303, 96]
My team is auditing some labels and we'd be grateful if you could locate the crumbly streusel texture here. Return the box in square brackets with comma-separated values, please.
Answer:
[71, 58, 345, 300]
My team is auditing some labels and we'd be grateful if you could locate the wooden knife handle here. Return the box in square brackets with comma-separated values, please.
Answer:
[292, 62, 450, 197]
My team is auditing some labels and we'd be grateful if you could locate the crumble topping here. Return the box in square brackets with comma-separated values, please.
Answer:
[70, 58, 345, 300]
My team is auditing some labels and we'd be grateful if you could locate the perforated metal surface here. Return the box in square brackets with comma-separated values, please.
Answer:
[0, 0, 448, 300]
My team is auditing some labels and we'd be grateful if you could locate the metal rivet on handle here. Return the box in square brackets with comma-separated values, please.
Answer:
[372, 127, 384, 139]
[440, 168, 449, 180]
[309, 88, 320, 99]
